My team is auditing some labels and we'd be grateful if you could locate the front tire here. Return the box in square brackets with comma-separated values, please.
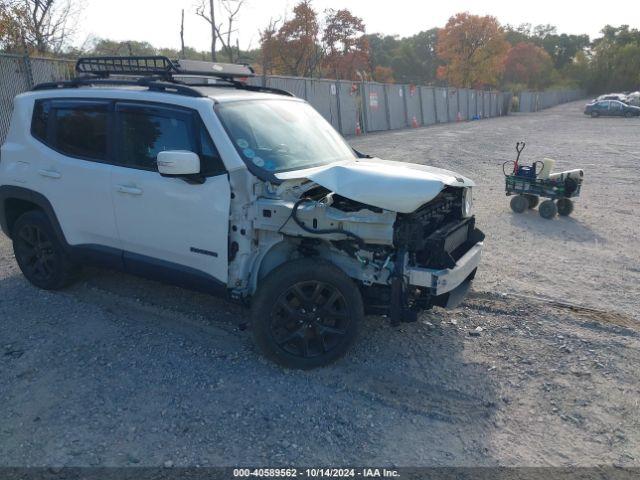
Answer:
[12, 211, 77, 290]
[539, 200, 558, 219]
[251, 259, 362, 369]
[510, 195, 528, 213]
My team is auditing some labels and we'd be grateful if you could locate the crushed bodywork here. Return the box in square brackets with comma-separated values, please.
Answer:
[275, 158, 475, 213]
[227, 158, 484, 322]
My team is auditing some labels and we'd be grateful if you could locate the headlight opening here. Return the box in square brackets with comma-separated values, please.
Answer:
[462, 188, 473, 218]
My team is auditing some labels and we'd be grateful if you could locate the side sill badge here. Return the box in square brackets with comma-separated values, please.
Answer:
[190, 247, 218, 258]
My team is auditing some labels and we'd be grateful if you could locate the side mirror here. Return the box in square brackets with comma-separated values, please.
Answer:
[157, 151, 201, 176]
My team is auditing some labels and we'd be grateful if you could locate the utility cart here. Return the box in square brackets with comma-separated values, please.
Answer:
[504, 142, 584, 219]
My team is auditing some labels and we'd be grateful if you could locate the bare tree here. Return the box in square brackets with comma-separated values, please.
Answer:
[195, 0, 217, 61]
[3, 0, 83, 54]
[180, 8, 185, 59]
[217, 0, 244, 62]
[196, 0, 245, 63]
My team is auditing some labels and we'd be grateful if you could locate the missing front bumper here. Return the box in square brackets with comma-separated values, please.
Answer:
[407, 241, 484, 297]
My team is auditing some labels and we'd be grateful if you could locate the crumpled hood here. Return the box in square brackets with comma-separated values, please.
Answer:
[275, 158, 474, 214]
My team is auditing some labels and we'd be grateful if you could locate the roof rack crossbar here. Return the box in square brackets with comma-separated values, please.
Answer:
[32, 77, 205, 98]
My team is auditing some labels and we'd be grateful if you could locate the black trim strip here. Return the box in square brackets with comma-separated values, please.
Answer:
[190, 247, 218, 258]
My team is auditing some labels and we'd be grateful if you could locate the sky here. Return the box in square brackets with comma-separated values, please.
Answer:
[77, 0, 640, 52]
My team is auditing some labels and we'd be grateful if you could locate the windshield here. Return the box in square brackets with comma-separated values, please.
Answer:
[216, 99, 356, 174]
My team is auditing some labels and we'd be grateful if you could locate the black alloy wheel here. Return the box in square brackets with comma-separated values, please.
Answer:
[270, 281, 350, 359]
[251, 258, 362, 369]
[14, 223, 57, 284]
[12, 211, 76, 290]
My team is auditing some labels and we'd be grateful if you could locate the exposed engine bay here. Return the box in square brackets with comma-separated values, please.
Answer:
[234, 175, 484, 324]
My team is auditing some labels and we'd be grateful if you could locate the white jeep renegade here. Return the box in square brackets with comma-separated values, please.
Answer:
[0, 57, 484, 369]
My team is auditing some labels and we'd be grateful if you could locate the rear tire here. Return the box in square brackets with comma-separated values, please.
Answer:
[251, 259, 362, 369]
[12, 211, 77, 290]
[539, 200, 558, 219]
[591, 111, 599, 118]
[556, 198, 574, 216]
[510, 195, 528, 213]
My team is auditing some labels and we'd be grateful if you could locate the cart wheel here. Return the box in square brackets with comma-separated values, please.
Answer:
[510, 195, 528, 213]
[524, 194, 539, 209]
[539, 200, 557, 219]
[556, 198, 574, 216]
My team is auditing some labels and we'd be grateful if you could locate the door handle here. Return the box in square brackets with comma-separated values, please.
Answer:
[38, 169, 61, 179]
[116, 185, 143, 196]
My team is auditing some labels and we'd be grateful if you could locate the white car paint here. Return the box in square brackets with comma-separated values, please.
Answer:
[276, 157, 474, 214]
[110, 165, 230, 282]
[2, 96, 122, 249]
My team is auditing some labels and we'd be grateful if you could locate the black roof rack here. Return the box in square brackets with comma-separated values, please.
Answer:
[76, 56, 175, 77]
[75, 55, 256, 81]
[31, 55, 295, 98]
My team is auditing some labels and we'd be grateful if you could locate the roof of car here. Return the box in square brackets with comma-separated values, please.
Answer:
[25, 83, 301, 106]
[29, 80, 300, 104]
[193, 86, 301, 103]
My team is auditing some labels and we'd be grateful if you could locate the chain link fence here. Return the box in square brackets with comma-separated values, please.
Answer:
[0, 53, 584, 145]
[0, 54, 74, 144]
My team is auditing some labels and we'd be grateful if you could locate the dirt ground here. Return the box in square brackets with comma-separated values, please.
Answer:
[351, 102, 640, 321]
[1, 101, 639, 468]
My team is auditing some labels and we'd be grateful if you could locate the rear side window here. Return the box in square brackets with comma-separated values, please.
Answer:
[31, 99, 109, 161]
[52, 103, 108, 160]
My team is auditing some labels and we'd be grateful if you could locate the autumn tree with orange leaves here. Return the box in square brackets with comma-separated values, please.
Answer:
[271, 0, 322, 78]
[257, 1, 370, 80]
[504, 42, 554, 89]
[436, 13, 509, 88]
[322, 8, 369, 80]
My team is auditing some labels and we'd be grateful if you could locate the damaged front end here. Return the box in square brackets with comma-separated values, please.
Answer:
[393, 186, 485, 323]
[244, 174, 484, 325]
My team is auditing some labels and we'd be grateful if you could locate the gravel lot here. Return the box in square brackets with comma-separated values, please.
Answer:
[1, 101, 639, 468]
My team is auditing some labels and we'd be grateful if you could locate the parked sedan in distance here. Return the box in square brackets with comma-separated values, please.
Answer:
[585, 100, 640, 117]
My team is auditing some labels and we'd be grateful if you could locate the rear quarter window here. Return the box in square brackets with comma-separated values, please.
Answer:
[31, 99, 109, 162]
[31, 100, 50, 142]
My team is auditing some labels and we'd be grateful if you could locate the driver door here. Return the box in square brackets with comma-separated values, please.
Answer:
[110, 101, 230, 290]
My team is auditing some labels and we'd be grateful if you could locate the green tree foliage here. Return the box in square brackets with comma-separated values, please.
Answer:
[589, 25, 640, 92]
[365, 29, 441, 84]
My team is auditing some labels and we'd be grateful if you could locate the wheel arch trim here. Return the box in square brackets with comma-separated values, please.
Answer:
[0, 185, 68, 247]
